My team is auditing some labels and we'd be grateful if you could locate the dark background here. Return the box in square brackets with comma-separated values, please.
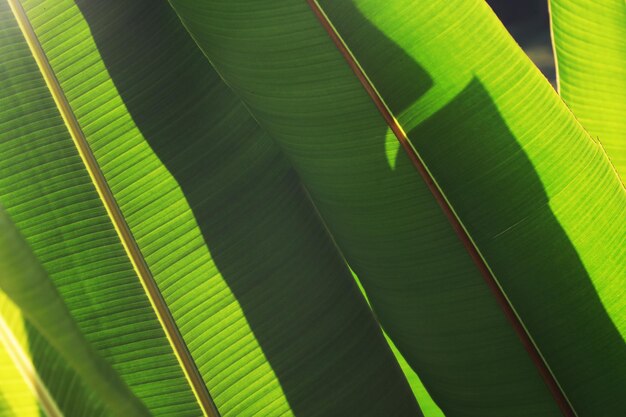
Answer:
[486, 0, 555, 84]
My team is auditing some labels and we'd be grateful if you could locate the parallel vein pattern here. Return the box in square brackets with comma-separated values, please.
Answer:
[4, 1, 218, 415]
[0, 288, 109, 417]
[305, 1, 574, 415]
[169, 0, 626, 415]
[550, 0, 626, 180]
[0, 1, 202, 415]
[316, 1, 626, 415]
[10, 0, 423, 416]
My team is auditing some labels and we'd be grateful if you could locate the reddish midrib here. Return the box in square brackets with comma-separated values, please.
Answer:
[305, 1, 576, 416]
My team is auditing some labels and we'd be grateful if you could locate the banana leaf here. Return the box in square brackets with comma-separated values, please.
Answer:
[169, 0, 626, 415]
[1, 0, 422, 415]
[550, 0, 626, 179]
[1, 0, 624, 416]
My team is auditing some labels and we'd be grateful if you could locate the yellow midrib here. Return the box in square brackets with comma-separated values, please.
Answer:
[5, 1, 218, 416]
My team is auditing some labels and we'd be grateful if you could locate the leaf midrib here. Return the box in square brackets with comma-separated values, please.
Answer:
[5, 1, 219, 415]
[304, 1, 577, 416]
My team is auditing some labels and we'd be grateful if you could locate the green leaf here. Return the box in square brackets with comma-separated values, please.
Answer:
[0, 205, 148, 416]
[550, 0, 626, 180]
[2, 0, 423, 415]
[0, 290, 111, 417]
[3, 0, 625, 415]
[169, 0, 626, 416]
[0, 294, 50, 417]
[0, 1, 202, 414]
[351, 270, 444, 417]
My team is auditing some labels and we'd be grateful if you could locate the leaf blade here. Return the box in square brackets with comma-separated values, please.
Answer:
[6, 0, 426, 415]
[550, 0, 626, 180]
[0, 204, 149, 416]
[0, 1, 202, 414]
[169, 0, 626, 415]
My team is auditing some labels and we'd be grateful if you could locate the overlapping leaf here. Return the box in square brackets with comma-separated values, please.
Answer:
[0, 1, 202, 414]
[2, 0, 625, 415]
[0, 206, 140, 416]
[169, 0, 626, 415]
[2, 0, 424, 415]
[550, 0, 626, 179]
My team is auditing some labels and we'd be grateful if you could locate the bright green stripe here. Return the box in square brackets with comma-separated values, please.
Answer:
[550, 0, 626, 180]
